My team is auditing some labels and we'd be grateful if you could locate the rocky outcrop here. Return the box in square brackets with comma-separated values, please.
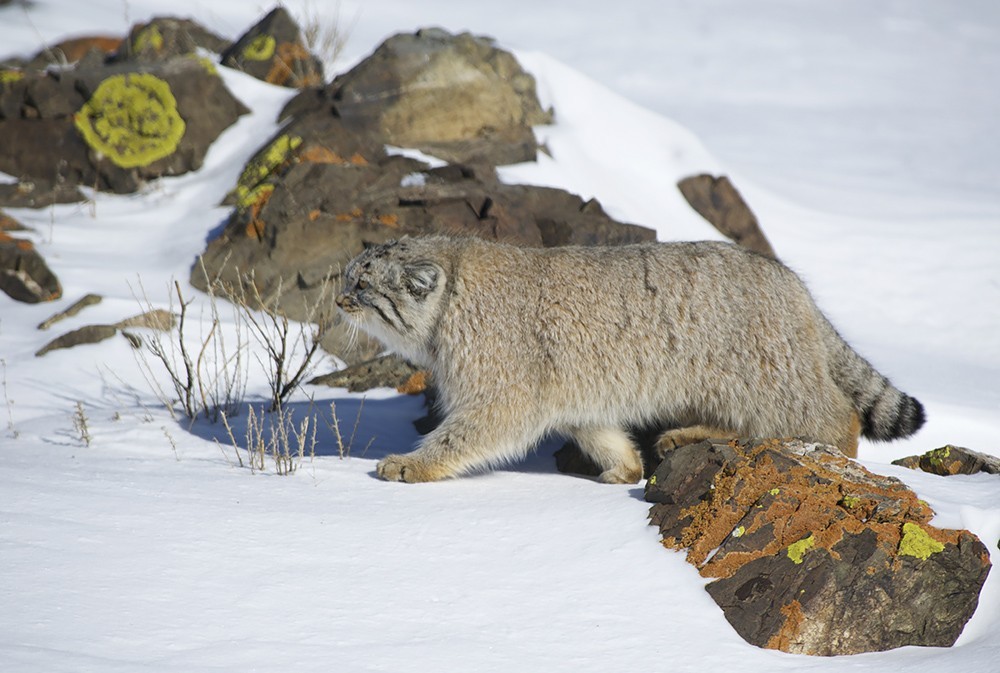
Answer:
[0, 14, 253, 206]
[0, 55, 248, 202]
[893, 444, 1000, 476]
[677, 174, 775, 258]
[194, 28, 653, 366]
[645, 438, 991, 655]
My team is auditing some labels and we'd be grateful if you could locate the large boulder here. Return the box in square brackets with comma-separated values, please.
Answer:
[281, 27, 553, 166]
[645, 438, 991, 655]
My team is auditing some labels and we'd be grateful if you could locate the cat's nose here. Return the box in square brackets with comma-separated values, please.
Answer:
[335, 293, 350, 309]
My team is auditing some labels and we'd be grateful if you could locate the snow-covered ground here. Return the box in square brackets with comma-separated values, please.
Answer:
[2, 2, 998, 671]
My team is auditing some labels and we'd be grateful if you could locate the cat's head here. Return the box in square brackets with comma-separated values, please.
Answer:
[336, 238, 446, 363]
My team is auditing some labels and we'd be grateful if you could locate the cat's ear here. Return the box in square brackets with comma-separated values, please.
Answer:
[404, 261, 440, 299]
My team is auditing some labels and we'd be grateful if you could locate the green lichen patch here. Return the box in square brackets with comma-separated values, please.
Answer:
[899, 522, 945, 560]
[193, 55, 219, 76]
[0, 69, 25, 85]
[786, 534, 815, 565]
[74, 73, 186, 169]
[840, 495, 861, 509]
[243, 34, 276, 61]
[927, 445, 952, 468]
[237, 182, 275, 212]
[234, 134, 302, 206]
[133, 25, 164, 53]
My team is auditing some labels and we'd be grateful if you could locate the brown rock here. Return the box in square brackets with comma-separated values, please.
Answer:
[0, 228, 61, 303]
[113, 16, 230, 62]
[645, 438, 991, 655]
[310, 355, 422, 393]
[36, 324, 118, 356]
[38, 293, 103, 330]
[221, 7, 323, 88]
[677, 174, 776, 258]
[893, 444, 1000, 476]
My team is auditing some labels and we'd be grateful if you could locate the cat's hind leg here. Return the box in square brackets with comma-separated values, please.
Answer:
[571, 426, 644, 484]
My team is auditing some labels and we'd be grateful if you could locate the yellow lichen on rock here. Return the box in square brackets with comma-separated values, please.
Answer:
[899, 522, 945, 560]
[243, 34, 276, 61]
[133, 25, 164, 53]
[73, 73, 186, 169]
[234, 134, 302, 207]
[1, 69, 25, 85]
[786, 534, 815, 564]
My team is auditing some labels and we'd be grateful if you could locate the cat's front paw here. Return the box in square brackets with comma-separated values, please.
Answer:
[376, 454, 445, 483]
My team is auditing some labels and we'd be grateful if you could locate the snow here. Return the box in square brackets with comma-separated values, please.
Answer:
[2, 1, 999, 671]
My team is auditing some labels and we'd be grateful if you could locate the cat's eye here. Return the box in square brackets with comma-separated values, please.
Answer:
[357, 279, 369, 290]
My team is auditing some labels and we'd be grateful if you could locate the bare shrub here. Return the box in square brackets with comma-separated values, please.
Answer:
[299, 0, 354, 66]
[220, 403, 317, 476]
[219, 269, 336, 412]
[131, 276, 248, 424]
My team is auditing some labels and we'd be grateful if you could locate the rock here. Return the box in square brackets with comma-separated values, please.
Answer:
[893, 444, 1000, 476]
[309, 355, 423, 393]
[114, 308, 176, 331]
[221, 7, 323, 88]
[281, 27, 553, 165]
[677, 174, 776, 258]
[0, 180, 85, 208]
[0, 49, 248, 203]
[37, 293, 103, 330]
[113, 16, 230, 62]
[26, 35, 123, 68]
[0, 226, 61, 303]
[35, 324, 118, 356]
[645, 438, 991, 655]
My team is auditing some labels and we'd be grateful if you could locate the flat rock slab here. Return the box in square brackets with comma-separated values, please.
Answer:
[310, 355, 422, 393]
[645, 438, 991, 655]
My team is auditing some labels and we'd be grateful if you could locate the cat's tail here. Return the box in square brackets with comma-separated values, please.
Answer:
[820, 317, 925, 441]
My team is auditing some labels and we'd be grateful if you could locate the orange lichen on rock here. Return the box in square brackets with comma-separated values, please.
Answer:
[396, 370, 429, 395]
[266, 42, 323, 88]
[243, 184, 275, 240]
[766, 600, 807, 652]
[653, 438, 948, 580]
[299, 145, 345, 164]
